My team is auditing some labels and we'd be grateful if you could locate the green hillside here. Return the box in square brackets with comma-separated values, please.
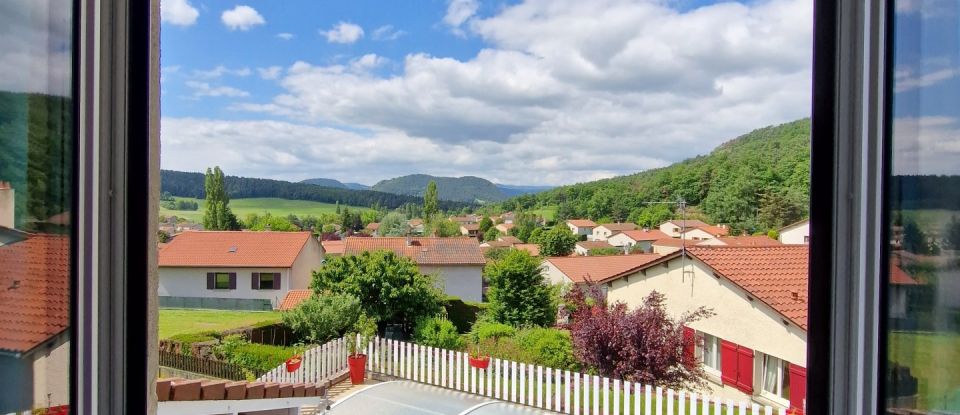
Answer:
[372, 174, 507, 203]
[505, 119, 811, 233]
[159, 197, 369, 223]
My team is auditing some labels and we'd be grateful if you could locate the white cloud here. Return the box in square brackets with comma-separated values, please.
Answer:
[257, 66, 283, 80]
[372, 25, 406, 41]
[221, 5, 265, 31]
[192, 65, 252, 79]
[896, 0, 956, 18]
[161, 0, 199, 26]
[320, 22, 364, 44]
[172, 0, 815, 185]
[893, 117, 960, 175]
[444, 0, 479, 33]
[895, 67, 960, 92]
[185, 81, 250, 98]
[0, 0, 72, 95]
[276, 32, 295, 40]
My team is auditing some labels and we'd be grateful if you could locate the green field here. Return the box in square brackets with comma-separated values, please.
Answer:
[159, 308, 283, 339]
[159, 197, 369, 222]
[901, 209, 958, 233]
[889, 331, 960, 410]
[531, 206, 558, 222]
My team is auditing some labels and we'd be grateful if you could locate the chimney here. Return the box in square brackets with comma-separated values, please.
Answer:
[0, 181, 13, 228]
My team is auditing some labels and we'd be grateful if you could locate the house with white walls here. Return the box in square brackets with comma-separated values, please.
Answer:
[590, 223, 638, 241]
[659, 219, 730, 240]
[603, 246, 809, 411]
[158, 231, 325, 310]
[566, 219, 597, 237]
[607, 229, 669, 253]
[574, 240, 617, 256]
[541, 253, 663, 286]
[344, 237, 486, 302]
[778, 219, 810, 244]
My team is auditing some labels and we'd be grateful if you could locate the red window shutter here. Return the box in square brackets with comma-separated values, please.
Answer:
[229, 273, 237, 289]
[788, 364, 807, 412]
[206, 272, 214, 289]
[251, 273, 260, 290]
[683, 327, 696, 362]
[736, 346, 755, 394]
[720, 340, 738, 386]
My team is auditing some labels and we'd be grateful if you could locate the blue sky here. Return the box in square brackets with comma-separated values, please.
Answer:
[158, 0, 818, 186]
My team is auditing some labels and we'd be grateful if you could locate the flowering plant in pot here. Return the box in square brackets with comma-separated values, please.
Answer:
[347, 313, 378, 385]
[467, 333, 496, 370]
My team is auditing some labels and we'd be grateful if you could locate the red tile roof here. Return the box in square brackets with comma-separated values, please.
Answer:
[408, 219, 424, 226]
[709, 235, 781, 247]
[696, 225, 730, 236]
[0, 234, 70, 353]
[344, 237, 486, 265]
[889, 261, 920, 285]
[566, 219, 597, 228]
[159, 231, 314, 268]
[576, 241, 615, 250]
[498, 236, 522, 244]
[460, 224, 480, 231]
[278, 289, 313, 311]
[546, 254, 664, 284]
[321, 240, 344, 255]
[365, 222, 380, 230]
[615, 229, 669, 241]
[514, 244, 541, 256]
[686, 246, 809, 330]
[652, 238, 687, 247]
[596, 223, 638, 232]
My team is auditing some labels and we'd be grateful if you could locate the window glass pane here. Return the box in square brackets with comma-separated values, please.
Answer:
[260, 273, 275, 289]
[215, 273, 230, 289]
[763, 355, 779, 395]
[886, 2, 960, 412]
[0, 0, 74, 412]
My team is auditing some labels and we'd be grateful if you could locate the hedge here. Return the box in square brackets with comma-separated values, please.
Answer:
[445, 296, 488, 333]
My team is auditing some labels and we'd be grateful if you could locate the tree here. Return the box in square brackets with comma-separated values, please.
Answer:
[311, 250, 445, 328]
[479, 216, 494, 234]
[202, 166, 239, 230]
[483, 227, 500, 242]
[423, 180, 439, 216]
[944, 216, 960, 251]
[282, 292, 361, 343]
[485, 249, 555, 327]
[902, 221, 929, 254]
[564, 285, 713, 390]
[242, 213, 297, 231]
[539, 226, 578, 257]
[379, 212, 409, 236]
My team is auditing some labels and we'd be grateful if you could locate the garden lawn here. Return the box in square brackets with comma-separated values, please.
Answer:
[159, 308, 282, 339]
[530, 206, 558, 222]
[159, 197, 369, 223]
[888, 331, 960, 411]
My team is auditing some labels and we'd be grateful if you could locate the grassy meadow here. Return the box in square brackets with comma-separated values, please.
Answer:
[888, 331, 960, 410]
[158, 308, 283, 339]
[159, 197, 370, 223]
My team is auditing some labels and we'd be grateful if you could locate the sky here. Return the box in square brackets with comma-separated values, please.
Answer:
[156, 0, 957, 185]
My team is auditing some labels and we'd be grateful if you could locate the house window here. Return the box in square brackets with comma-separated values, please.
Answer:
[253, 272, 281, 290]
[215, 273, 231, 289]
[761, 354, 791, 402]
[697, 332, 722, 374]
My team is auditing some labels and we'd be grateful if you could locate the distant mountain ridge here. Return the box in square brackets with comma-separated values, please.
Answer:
[300, 178, 371, 190]
[372, 174, 506, 203]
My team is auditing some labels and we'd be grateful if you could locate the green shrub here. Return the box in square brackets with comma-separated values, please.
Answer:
[515, 328, 579, 370]
[282, 292, 361, 343]
[168, 330, 220, 346]
[469, 321, 516, 343]
[214, 334, 300, 374]
[445, 297, 488, 333]
[413, 317, 465, 350]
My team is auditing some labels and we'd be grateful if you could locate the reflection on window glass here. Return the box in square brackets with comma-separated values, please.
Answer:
[886, 1, 960, 412]
[0, 0, 73, 413]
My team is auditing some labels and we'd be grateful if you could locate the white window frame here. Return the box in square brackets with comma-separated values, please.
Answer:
[759, 353, 791, 406]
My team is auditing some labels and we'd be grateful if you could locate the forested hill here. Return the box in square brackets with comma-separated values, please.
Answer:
[161, 170, 470, 211]
[504, 119, 812, 233]
[372, 174, 508, 203]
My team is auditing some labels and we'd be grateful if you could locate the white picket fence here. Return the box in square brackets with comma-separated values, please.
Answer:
[262, 335, 795, 415]
[258, 336, 351, 384]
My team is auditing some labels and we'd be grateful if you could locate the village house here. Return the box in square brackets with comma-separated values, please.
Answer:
[778, 219, 810, 244]
[651, 237, 687, 254]
[459, 223, 480, 238]
[364, 222, 381, 236]
[408, 219, 425, 235]
[495, 223, 514, 235]
[449, 214, 481, 225]
[0, 233, 70, 413]
[499, 212, 515, 224]
[574, 240, 617, 256]
[590, 223, 638, 241]
[697, 235, 783, 247]
[603, 246, 808, 411]
[659, 219, 730, 240]
[566, 219, 598, 237]
[606, 229, 669, 253]
[344, 237, 486, 302]
[158, 231, 325, 310]
[320, 239, 344, 257]
[541, 254, 663, 287]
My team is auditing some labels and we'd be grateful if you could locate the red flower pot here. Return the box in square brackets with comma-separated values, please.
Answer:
[348, 354, 368, 384]
[469, 356, 490, 369]
[285, 355, 302, 373]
